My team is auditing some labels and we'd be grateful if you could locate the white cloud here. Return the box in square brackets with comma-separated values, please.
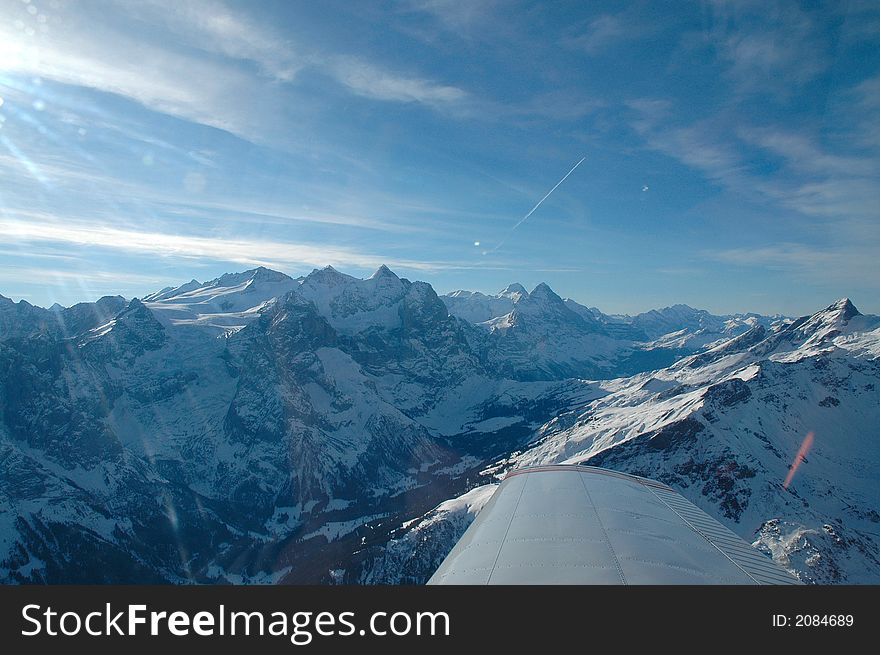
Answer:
[124, 0, 303, 82]
[325, 56, 467, 106]
[0, 162, 444, 242]
[0, 0, 471, 143]
[565, 14, 627, 54]
[0, 215, 448, 272]
[0, 12, 266, 138]
[398, 0, 501, 33]
[707, 0, 828, 95]
[629, 97, 880, 226]
[738, 126, 879, 223]
[628, 87, 880, 290]
[630, 113, 747, 187]
[738, 127, 878, 178]
[756, 177, 880, 223]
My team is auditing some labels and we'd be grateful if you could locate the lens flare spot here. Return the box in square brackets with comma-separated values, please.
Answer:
[783, 431, 814, 489]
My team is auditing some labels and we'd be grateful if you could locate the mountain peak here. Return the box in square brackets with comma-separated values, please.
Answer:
[370, 264, 399, 280]
[530, 282, 560, 300]
[446, 289, 482, 299]
[207, 267, 291, 289]
[113, 297, 151, 324]
[753, 297, 868, 356]
[501, 283, 527, 295]
[309, 265, 346, 277]
[304, 266, 350, 285]
[248, 266, 293, 285]
[501, 282, 573, 326]
[826, 298, 860, 319]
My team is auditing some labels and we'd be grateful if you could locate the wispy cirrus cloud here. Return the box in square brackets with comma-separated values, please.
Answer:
[0, 10, 268, 138]
[562, 7, 669, 57]
[738, 127, 878, 178]
[628, 89, 880, 227]
[0, 215, 435, 272]
[121, 0, 304, 82]
[0, 0, 471, 143]
[628, 105, 748, 188]
[130, 0, 471, 109]
[0, 147, 427, 235]
[705, 243, 880, 289]
[627, 63, 880, 295]
[324, 56, 468, 107]
[847, 74, 880, 150]
[564, 14, 628, 55]
[0, 212, 537, 277]
[395, 0, 502, 35]
[704, 0, 829, 96]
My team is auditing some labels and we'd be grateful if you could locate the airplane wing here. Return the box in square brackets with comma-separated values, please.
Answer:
[428, 465, 800, 585]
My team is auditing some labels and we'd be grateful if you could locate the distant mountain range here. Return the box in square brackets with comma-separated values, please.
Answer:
[443, 283, 786, 353]
[1, 267, 877, 583]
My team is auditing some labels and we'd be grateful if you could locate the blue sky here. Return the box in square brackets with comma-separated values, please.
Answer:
[1, 0, 878, 315]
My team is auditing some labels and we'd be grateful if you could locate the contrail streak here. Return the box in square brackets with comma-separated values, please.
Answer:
[489, 156, 586, 253]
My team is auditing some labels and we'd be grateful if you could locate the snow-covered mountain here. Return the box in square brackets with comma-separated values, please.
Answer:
[441, 284, 527, 324]
[563, 299, 650, 341]
[442, 286, 787, 376]
[471, 282, 626, 380]
[144, 266, 299, 335]
[629, 304, 787, 351]
[0, 266, 568, 583]
[1, 266, 877, 584]
[363, 298, 880, 584]
[0, 293, 127, 340]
